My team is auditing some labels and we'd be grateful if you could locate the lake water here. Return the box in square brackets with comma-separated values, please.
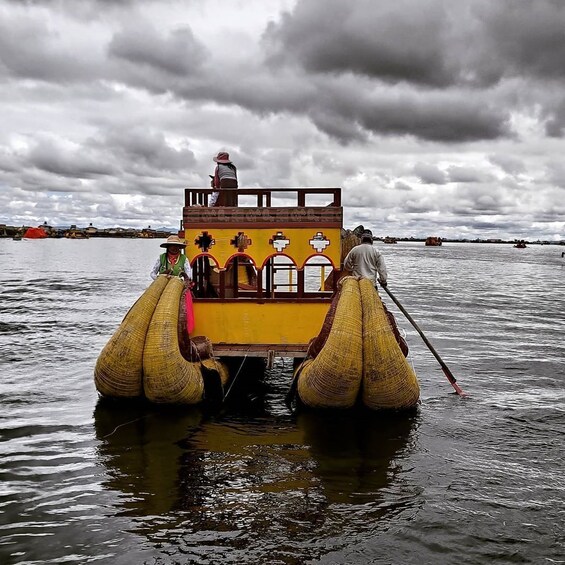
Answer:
[0, 238, 563, 564]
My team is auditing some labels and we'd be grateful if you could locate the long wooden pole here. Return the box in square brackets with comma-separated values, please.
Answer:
[380, 284, 465, 396]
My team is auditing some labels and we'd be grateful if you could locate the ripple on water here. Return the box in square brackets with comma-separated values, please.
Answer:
[1, 240, 564, 564]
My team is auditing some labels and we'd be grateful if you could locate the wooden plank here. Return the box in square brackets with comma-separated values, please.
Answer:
[212, 343, 309, 358]
[183, 206, 343, 227]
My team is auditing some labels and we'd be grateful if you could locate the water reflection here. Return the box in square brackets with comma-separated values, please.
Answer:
[298, 409, 419, 504]
[2, 240, 562, 564]
[94, 399, 205, 516]
[94, 394, 419, 560]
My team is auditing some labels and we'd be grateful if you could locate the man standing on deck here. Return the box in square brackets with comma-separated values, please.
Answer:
[343, 229, 388, 288]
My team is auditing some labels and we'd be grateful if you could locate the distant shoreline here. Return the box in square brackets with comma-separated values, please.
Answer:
[0, 223, 175, 240]
[1, 222, 563, 245]
[373, 237, 565, 245]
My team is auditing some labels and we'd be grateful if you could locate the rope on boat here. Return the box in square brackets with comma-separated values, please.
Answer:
[102, 413, 156, 439]
[223, 352, 249, 402]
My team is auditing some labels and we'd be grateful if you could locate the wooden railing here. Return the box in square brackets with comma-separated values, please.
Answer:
[184, 187, 341, 208]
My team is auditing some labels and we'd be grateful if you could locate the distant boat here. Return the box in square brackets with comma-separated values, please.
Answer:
[383, 236, 397, 244]
[425, 236, 442, 246]
[514, 240, 527, 248]
[13, 234, 22, 241]
[64, 230, 89, 239]
[23, 227, 48, 239]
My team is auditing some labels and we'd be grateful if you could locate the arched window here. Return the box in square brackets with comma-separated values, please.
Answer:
[303, 255, 335, 293]
[191, 255, 220, 298]
[223, 254, 258, 298]
[262, 254, 298, 298]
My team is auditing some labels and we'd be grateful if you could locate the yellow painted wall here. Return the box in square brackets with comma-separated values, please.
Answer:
[192, 301, 328, 344]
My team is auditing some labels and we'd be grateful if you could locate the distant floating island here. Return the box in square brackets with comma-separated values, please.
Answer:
[0, 222, 176, 239]
[1, 222, 563, 246]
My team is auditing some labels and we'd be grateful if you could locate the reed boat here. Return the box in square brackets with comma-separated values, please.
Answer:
[64, 229, 89, 239]
[425, 236, 442, 246]
[23, 226, 48, 239]
[94, 187, 419, 411]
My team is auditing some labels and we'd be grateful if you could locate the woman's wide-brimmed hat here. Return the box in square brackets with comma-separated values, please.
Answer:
[213, 151, 232, 164]
[160, 235, 186, 248]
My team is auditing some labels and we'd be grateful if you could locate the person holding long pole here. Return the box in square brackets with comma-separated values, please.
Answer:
[344, 229, 465, 396]
[343, 229, 388, 287]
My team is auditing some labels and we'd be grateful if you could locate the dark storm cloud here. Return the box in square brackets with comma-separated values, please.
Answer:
[92, 127, 197, 174]
[0, 0, 516, 144]
[0, 13, 206, 86]
[355, 90, 507, 142]
[0, 15, 95, 82]
[477, 1, 565, 83]
[544, 97, 565, 137]
[267, 0, 565, 87]
[6, 128, 195, 192]
[28, 137, 116, 178]
[308, 110, 367, 143]
[265, 0, 454, 87]
[108, 25, 207, 76]
[260, 0, 565, 143]
[10, 0, 505, 145]
[194, 70, 508, 143]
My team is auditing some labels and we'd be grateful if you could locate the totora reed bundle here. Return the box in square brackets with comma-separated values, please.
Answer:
[359, 278, 420, 409]
[297, 276, 363, 408]
[143, 277, 204, 404]
[94, 276, 169, 398]
[296, 276, 420, 410]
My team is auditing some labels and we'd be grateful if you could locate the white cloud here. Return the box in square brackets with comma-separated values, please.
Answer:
[0, 0, 564, 240]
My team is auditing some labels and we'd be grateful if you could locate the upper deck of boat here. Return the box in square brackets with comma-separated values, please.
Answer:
[183, 187, 342, 229]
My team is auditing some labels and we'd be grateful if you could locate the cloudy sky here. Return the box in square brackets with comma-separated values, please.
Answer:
[1, 0, 565, 240]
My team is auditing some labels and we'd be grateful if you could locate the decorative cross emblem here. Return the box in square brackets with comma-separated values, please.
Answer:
[270, 231, 290, 252]
[309, 231, 330, 253]
[230, 232, 252, 252]
[195, 231, 215, 252]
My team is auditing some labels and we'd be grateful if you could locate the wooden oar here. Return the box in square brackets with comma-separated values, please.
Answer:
[379, 284, 466, 396]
